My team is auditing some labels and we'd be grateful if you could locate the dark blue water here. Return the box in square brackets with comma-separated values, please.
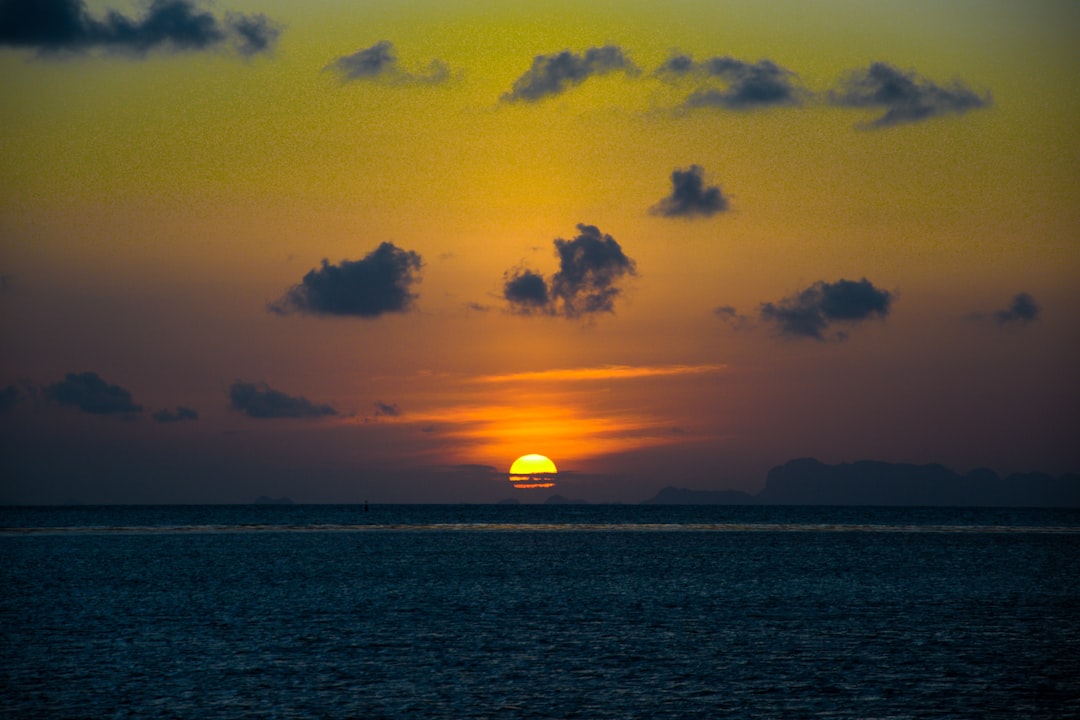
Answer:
[3, 505, 1079, 718]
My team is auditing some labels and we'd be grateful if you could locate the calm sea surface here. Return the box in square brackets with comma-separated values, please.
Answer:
[3, 505, 1079, 719]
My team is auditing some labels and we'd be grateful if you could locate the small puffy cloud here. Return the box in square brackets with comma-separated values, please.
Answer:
[269, 242, 423, 318]
[502, 45, 636, 102]
[229, 381, 336, 419]
[994, 292, 1040, 326]
[0, 0, 281, 57]
[969, 292, 1041, 327]
[759, 278, 893, 341]
[326, 40, 450, 84]
[373, 401, 400, 418]
[504, 225, 636, 319]
[651, 165, 728, 218]
[829, 62, 989, 127]
[152, 406, 199, 423]
[503, 268, 550, 314]
[663, 55, 804, 109]
[47, 371, 142, 415]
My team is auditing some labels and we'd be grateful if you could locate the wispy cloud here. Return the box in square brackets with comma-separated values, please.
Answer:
[326, 40, 451, 85]
[475, 363, 728, 384]
[229, 381, 336, 419]
[502, 45, 637, 102]
[829, 62, 990, 128]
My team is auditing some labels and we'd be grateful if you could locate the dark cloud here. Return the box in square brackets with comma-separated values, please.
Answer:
[551, 224, 637, 317]
[153, 406, 199, 423]
[0, 383, 20, 412]
[994, 292, 1040, 326]
[714, 305, 752, 330]
[269, 242, 423, 318]
[503, 225, 636, 318]
[225, 12, 280, 57]
[759, 278, 893, 341]
[326, 40, 450, 84]
[662, 55, 803, 109]
[47, 371, 143, 415]
[971, 291, 1042, 327]
[503, 268, 551, 314]
[829, 62, 989, 127]
[502, 45, 635, 102]
[373, 401, 400, 418]
[0, 0, 280, 56]
[229, 381, 336, 419]
[651, 165, 729, 218]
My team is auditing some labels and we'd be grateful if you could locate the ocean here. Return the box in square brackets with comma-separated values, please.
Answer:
[2, 504, 1078, 719]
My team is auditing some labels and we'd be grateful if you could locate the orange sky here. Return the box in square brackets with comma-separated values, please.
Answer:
[1, 0, 1077, 503]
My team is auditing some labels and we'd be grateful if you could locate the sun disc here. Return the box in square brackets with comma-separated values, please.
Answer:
[509, 454, 557, 475]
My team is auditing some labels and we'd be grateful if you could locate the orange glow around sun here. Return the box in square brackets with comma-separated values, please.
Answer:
[509, 453, 557, 488]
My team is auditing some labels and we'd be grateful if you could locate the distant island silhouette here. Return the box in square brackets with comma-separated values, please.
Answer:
[643, 458, 1080, 507]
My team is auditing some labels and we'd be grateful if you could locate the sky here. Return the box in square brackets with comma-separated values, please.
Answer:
[1, 0, 1078, 504]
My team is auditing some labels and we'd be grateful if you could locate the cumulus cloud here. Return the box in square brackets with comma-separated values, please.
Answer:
[326, 40, 450, 84]
[759, 278, 893, 341]
[504, 225, 636, 318]
[551, 224, 637, 317]
[152, 406, 199, 423]
[0, 0, 281, 56]
[651, 165, 729, 218]
[829, 62, 990, 127]
[229, 381, 336, 419]
[503, 268, 550, 314]
[661, 54, 804, 109]
[47, 371, 143, 415]
[502, 45, 636, 102]
[269, 242, 423, 318]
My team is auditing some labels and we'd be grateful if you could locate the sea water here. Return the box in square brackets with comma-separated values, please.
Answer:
[2, 505, 1078, 719]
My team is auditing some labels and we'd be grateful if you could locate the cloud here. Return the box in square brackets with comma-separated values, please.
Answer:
[229, 381, 336, 419]
[993, 292, 1040, 326]
[968, 292, 1041, 327]
[0, 0, 281, 56]
[504, 225, 637, 318]
[326, 40, 450, 84]
[759, 278, 893, 341]
[662, 55, 804, 109]
[503, 268, 550, 314]
[714, 305, 752, 330]
[502, 45, 636, 102]
[46, 371, 143, 415]
[269, 242, 423, 318]
[476, 363, 728, 384]
[829, 62, 990, 127]
[550, 224, 636, 317]
[373, 401, 400, 418]
[0, 383, 20, 412]
[153, 406, 199, 423]
[651, 165, 729, 218]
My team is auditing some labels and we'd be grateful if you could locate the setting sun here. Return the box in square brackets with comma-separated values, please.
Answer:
[510, 454, 558, 475]
[509, 454, 558, 489]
